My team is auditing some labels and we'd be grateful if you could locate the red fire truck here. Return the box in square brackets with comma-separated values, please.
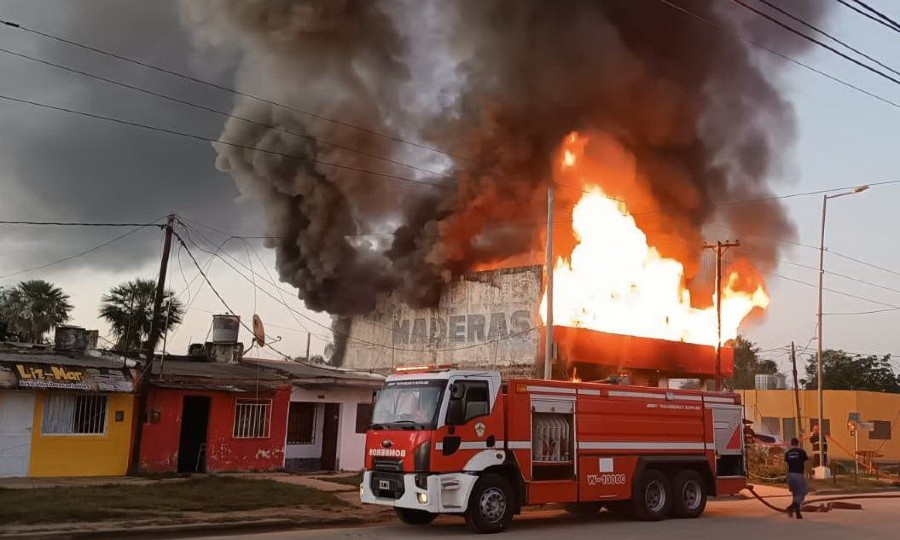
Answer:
[360, 367, 747, 533]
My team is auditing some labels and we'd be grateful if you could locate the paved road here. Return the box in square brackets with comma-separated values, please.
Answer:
[184, 496, 900, 540]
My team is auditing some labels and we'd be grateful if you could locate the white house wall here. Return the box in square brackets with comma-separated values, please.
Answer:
[287, 384, 377, 471]
[341, 266, 542, 376]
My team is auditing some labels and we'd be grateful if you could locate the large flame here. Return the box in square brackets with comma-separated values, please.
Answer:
[540, 134, 769, 347]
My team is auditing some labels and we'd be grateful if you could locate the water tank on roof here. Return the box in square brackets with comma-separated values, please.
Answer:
[212, 314, 240, 344]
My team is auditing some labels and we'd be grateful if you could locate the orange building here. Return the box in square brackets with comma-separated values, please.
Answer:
[738, 389, 900, 465]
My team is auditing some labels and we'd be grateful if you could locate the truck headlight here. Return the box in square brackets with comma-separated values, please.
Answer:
[417, 492, 429, 504]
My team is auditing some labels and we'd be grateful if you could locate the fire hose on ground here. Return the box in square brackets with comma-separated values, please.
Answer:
[744, 484, 900, 513]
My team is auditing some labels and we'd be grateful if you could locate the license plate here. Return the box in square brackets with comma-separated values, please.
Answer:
[378, 480, 391, 490]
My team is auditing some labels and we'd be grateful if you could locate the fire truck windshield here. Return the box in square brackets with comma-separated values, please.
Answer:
[370, 379, 446, 430]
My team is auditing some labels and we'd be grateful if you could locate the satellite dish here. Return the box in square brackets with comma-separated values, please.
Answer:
[252, 314, 265, 347]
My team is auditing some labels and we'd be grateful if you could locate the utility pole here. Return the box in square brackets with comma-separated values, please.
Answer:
[129, 214, 175, 474]
[791, 341, 803, 444]
[703, 240, 739, 391]
[543, 185, 555, 380]
[305, 333, 311, 361]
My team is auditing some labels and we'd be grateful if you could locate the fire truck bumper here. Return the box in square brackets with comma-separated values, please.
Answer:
[360, 471, 478, 514]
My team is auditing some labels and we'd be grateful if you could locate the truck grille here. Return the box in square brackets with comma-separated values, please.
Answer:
[373, 458, 403, 472]
[371, 471, 405, 499]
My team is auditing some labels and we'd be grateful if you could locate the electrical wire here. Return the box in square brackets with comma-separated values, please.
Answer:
[0, 91, 452, 192]
[177, 218, 539, 354]
[0, 17, 467, 163]
[0, 220, 163, 227]
[756, 0, 900, 78]
[834, 0, 900, 33]
[728, 0, 900, 87]
[653, 0, 900, 111]
[173, 230, 292, 360]
[0, 224, 158, 280]
[0, 44, 454, 181]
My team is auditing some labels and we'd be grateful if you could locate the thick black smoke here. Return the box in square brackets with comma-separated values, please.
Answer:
[181, 0, 827, 314]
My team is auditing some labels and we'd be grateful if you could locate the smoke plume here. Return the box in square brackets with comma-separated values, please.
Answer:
[180, 0, 827, 314]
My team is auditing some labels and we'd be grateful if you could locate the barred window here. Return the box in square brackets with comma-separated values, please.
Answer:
[287, 402, 316, 444]
[233, 399, 272, 438]
[870, 420, 892, 441]
[42, 394, 107, 435]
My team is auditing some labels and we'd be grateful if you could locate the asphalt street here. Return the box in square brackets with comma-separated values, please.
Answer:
[176, 496, 900, 539]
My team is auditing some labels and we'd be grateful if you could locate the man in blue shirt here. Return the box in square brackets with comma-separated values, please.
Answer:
[784, 438, 809, 519]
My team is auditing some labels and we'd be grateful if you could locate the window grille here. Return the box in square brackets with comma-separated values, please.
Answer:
[42, 394, 107, 435]
[233, 399, 272, 438]
[287, 402, 316, 444]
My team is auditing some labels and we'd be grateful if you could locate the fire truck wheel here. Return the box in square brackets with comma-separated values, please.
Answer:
[394, 508, 438, 525]
[563, 502, 603, 514]
[671, 470, 707, 518]
[465, 474, 514, 534]
[632, 469, 672, 521]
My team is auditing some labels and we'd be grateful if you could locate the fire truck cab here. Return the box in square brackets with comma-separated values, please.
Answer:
[360, 367, 747, 534]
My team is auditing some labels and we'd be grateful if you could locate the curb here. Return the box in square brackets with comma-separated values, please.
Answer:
[0, 516, 366, 540]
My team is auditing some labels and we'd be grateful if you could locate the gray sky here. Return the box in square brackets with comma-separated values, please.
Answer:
[0, 0, 899, 370]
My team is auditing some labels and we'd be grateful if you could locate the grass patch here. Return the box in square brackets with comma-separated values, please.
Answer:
[312, 473, 363, 487]
[0, 476, 343, 526]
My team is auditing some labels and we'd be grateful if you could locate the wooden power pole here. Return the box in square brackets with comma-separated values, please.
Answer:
[129, 214, 175, 474]
[703, 240, 739, 391]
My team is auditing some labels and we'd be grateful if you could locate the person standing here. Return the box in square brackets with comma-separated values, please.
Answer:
[785, 437, 809, 519]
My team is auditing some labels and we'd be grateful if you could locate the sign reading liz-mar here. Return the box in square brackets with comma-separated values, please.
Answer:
[15, 363, 90, 390]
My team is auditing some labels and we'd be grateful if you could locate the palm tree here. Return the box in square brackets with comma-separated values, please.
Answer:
[0, 280, 73, 343]
[99, 278, 184, 354]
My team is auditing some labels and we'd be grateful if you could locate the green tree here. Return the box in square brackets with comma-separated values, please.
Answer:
[0, 280, 73, 343]
[804, 350, 899, 392]
[99, 278, 184, 353]
[731, 336, 778, 390]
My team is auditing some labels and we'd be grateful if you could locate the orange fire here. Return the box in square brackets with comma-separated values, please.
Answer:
[540, 133, 769, 347]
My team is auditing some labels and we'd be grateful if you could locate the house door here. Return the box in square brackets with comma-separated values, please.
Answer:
[178, 396, 210, 473]
[320, 403, 340, 471]
[0, 392, 36, 477]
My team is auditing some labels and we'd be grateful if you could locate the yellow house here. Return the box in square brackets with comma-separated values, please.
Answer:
[0, 348, 137, 478]
[738, 389, 900, 463]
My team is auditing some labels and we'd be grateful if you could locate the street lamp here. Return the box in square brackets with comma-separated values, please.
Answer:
[815, 184, 869, 479]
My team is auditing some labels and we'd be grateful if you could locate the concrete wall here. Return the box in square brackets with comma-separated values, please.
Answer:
[140, 386, 290, 473]
[29, 392, 134, 477]
[341, 266, 542, 376]
[285, 384, 377, 471]
[738, 389, 900, 462]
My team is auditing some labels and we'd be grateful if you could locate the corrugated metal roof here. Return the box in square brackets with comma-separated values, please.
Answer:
[242, 358, 384, 383]
[0, 349, 132, 369]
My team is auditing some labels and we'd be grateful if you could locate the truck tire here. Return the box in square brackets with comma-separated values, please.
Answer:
[671, 470, 707, 518]
[394, 507, 437, 525]
[465, 474, 514, 534]
[631, 469, 672, 521]
[563, 502, 603, 514]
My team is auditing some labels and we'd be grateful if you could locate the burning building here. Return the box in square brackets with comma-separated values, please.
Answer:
[182, 2, 827, 381]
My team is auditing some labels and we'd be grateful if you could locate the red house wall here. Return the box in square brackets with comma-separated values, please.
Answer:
[139, 386, 290, 473]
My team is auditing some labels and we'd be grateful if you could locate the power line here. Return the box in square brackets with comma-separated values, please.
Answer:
[850, 0, 900, 30]
[834, 0, 900, 33]
[767, 271, 900, 309]
[776, 258, 900, 296]
[728, 0, 900, 87]
[0, 224, 159, 281]
[0, 220, 163, 227]
[0, 91, 452, 192]
[172, 230, 292, 360]
[755, 0, 900, 78]
[0, 17, 467, 163]
[0, 44, 453, 181]
[653, 0, 900, 111]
